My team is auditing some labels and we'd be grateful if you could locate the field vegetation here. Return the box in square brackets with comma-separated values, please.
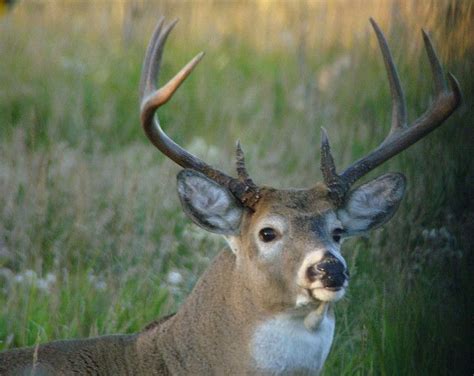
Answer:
[0, 1, 472, 374]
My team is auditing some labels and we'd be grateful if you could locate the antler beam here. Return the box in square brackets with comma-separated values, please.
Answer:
[139, 19, 260, 209]
[321, 18, 462, 205]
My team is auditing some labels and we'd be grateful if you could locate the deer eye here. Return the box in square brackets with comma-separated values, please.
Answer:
[332, 228, 344, 243]
[259, 227, 278, 242]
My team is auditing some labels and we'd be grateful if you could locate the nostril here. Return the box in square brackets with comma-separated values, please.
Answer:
[324, 274, 345, 288]
[306, 257, 349, 284]
[306, 265, 321, 282]
[318, 257, 344, 275]
[310, 256, 349, 289]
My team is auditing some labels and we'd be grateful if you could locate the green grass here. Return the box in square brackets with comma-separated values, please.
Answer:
[0, 1, 472, 374]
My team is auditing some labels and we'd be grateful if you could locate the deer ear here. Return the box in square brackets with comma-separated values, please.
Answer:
[177, 169, 244, 235]
[337, 173, 406, 237]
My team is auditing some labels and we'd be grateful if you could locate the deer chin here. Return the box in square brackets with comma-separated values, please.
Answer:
[295, 285, 345, 310]
[310, 286, 346, 302]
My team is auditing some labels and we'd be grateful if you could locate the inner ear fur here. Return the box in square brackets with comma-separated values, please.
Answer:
[177, 169, 244, 235]
[338, 172, 406, 237]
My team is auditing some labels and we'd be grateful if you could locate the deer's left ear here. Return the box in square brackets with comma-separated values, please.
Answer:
[177, 169, 244, 235]
[337, 173, 406, 237]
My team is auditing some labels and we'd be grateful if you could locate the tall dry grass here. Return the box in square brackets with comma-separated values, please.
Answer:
[0, 0, 472, 374]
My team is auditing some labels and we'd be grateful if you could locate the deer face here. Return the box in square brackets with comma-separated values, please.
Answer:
[177, 170, 406, 312]
[233, 186, 348, 309]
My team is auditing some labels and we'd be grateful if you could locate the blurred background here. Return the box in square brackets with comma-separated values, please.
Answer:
[0, 0, 472, 374]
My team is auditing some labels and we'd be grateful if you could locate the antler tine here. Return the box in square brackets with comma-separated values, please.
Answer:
[321, 19, 462, 205]
[320, 128, 336, 183]
[139, 19, 261, 210]
[421, 29, 447, 95]
[146, 19, 177, 94]
[235, 140, 250, 181]
[447, 72, 462, 102]
[139, 16, 165, 100]
[140, 19, 204, 111]
[235, 141, 258, 189]
[320, 128, 348, 205]
[369, 18, 407, 137]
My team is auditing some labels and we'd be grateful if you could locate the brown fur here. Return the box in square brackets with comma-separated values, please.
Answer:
[0, 185, 338, 375]
[0, 12, 458, 372]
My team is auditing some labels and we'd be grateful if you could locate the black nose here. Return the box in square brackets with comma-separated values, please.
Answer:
[306, 254, 348, 289]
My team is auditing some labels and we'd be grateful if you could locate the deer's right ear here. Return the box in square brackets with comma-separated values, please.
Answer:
[177, 169, 244, 235]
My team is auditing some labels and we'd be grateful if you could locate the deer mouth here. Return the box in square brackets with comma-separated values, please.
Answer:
[296, 284, 346, 309]
[321, 286, 342, 292]
[303, 271, 348, 302]
[309, 284, 346, 302]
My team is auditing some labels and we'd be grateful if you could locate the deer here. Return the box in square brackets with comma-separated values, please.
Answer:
[0, 17, 461, 376]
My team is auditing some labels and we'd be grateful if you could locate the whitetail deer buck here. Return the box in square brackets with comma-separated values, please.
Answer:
[0, 17, 461, 375]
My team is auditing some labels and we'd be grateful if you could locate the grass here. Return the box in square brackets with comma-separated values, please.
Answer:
[0, 1, 472, 374]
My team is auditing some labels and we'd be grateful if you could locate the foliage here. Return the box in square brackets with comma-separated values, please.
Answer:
[0, 1, 472, 374]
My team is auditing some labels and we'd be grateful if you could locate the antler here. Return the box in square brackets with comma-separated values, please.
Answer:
[321, 18, 462, 205]
[140, 18, 260, 209]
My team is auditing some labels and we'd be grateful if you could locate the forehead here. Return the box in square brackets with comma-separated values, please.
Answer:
[256, 185, 334, 216]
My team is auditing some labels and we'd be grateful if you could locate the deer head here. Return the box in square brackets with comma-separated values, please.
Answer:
[140, 18, 460, 322]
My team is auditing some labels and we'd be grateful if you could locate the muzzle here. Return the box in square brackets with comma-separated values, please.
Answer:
[306, 253, 349, 290]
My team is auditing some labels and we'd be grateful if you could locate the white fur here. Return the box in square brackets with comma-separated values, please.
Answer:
[337, 204, 376, 235]
[295, 292, 312, 308]
[297, 249, 326, 273]
[324, 212, 344, 233]
[254, 215, 288, 260]
[304, 303, 329, 331]
[224, 235, 240, 254]
[337, 173, 405, 237]
[191, 182, 242, 229]
[251, 311, 335, 375]
[296, 247, 347, 303]
[311, 287, 346, 302]
[177, 171, 243, 234]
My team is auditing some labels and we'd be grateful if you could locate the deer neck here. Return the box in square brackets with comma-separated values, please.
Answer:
[134, 250, 255, 372]
[137, 249, 335, 374]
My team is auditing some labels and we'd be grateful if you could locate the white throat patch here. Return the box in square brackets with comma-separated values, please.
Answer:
[251, 311, 335, 375]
